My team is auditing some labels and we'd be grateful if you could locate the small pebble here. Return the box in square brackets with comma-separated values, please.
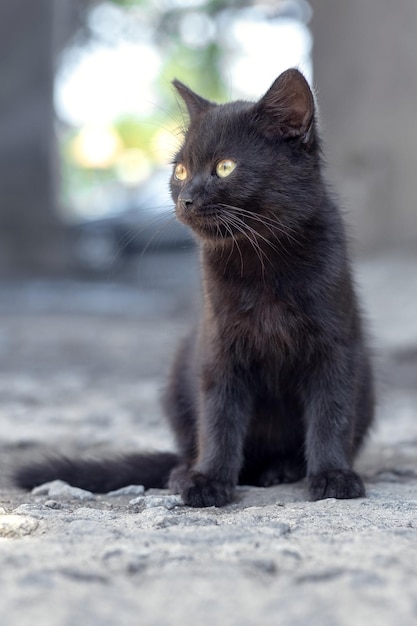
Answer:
[32, 480, 94, 500]
[129, 495, 184, 510]
[44, 500, 63, 509]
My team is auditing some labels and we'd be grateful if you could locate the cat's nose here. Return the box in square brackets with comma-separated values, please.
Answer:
[178, 195, 193, 210]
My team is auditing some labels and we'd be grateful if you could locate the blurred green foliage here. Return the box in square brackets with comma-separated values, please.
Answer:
[60, 0, 253, 214]
[96, 0, 252, 105]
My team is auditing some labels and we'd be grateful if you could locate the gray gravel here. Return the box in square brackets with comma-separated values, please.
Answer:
[1, 250, 417, 626]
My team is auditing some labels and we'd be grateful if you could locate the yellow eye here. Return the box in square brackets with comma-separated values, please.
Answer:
[216, 159, 237, 178]
[174, 163, 187, 181]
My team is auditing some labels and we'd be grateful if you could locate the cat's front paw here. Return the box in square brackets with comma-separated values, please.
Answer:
[308, 469, 365, 501]
[169, 466, 234, 507]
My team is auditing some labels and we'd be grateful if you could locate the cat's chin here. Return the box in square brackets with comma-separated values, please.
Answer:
[193, 226, 234, 242]
[176, 214, 235, 242]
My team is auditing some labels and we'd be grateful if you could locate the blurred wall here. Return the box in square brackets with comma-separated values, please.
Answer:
[0, 0, 70, 274]
[312, 0, 417, 252]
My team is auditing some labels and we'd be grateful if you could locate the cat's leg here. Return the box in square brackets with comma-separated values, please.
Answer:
[162, 332, 198, 466]
[352, 354, 375, 453]
[302, 347, 366, 500]
[169, 370, 253, 507]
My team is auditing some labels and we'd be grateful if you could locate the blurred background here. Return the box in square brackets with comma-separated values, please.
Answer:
[1, 0, 416, 279]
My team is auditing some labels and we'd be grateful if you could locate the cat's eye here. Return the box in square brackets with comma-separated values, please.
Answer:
[174, 163, 187, 181]
[216, 159, 237, 178]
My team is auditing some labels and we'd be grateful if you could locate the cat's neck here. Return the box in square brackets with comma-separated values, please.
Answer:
[200, 227, 304, 285]
[204, 240, 269, 281]
[198, 200, 343, 307]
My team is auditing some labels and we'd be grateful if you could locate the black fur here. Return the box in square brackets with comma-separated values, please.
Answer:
[15, 452, 178, 493]
[14, 69, 374, 506]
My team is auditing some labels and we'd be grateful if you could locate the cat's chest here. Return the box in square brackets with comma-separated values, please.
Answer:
[212, 284, 303, 357]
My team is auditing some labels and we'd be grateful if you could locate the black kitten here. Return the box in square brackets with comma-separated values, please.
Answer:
[15, 69, 374, 506]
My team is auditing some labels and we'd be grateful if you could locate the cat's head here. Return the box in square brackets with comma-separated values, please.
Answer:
[170, 69, 322, 243]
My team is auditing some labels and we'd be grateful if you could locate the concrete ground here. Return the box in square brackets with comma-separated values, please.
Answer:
[1, 250, 417, 626]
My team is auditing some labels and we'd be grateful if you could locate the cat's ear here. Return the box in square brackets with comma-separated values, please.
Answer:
[256, 69, 315, 143]
[173, 80, 213, 120]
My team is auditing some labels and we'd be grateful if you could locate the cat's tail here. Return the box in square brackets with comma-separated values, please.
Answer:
[14, 451, 179, 493]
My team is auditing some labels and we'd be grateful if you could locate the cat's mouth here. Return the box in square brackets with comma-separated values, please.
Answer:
[176, 204, 236, 241]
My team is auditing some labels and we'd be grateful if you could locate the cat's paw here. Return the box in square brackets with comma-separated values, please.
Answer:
[258, 459, 306, 487]
[169, 466, 234, 507]
[308, 469, 365, 500]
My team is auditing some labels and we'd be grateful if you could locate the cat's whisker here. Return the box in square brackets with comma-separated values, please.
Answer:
[219, 204, 302, 261]
[216, 221, 233, 270]
[217, 214, 245, 277]
[114, 211, 182, 262]
[220, 212, 269, 277]
[128, 214, 184, 261]
[218, 209, 279, 246]
[223, 209, 288, 261]
[113, 210, 178, 264]
[218, 203, 303, 246]
[218, 203, 303, 241]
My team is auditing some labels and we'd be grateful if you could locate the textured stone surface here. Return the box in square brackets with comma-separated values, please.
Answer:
[0, 254, 417, 625]
[0, 514, 38, 538]
[129, 494, 184, 509]
[32, 480, 95, 500]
